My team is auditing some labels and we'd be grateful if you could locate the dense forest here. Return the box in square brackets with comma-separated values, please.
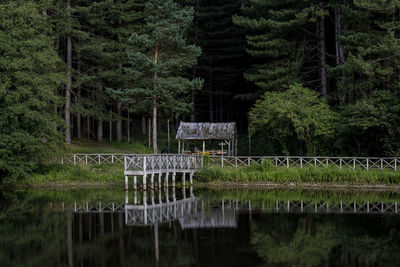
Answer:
[2, 0, 400, 177]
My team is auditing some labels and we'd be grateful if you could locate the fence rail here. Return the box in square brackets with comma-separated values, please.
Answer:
[61, 153, 127, 165]
[209, 156, 400, 171]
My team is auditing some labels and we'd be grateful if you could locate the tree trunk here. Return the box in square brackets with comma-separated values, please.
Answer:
[97, 84, 103, 142]
[142, 115, 146, 135]
[190, 91, 195, 122]
[153, 40, 159, 154]
[76, 59, 81, 138]
[127, 108, 130, 143]
[335, 3, 346, 103]
[317, 2, 328, 97]
[116, 101, 122, 141]
[65, 0, 72, 144]
[209, 94, 213, 122]
[153, 97, 158, 153]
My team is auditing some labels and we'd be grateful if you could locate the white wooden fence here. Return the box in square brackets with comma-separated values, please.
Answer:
[61, 154, 126, 165]
[209, 156, 400, 171]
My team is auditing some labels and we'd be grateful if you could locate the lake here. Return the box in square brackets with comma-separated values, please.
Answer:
[1, 187, 400, 266]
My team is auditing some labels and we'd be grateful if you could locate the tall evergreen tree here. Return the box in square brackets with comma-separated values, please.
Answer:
[125, 0, 203, 153]
[0, 0, 64, 178]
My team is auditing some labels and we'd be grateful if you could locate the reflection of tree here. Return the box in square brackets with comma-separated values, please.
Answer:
[250, 215, 338, 267]
[251, 214, 400, 267]
[0, 199, 67, 266]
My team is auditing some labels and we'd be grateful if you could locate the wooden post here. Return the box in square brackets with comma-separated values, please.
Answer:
[172, 172, 176, 187]
[150, 173, 154, 189]
[133, 176, 137, 190]
[165, 172, 169, 187]
[202, 140, 205, 155]
[300, 157, 303, 168]
[125, 176, 128, 190]
[190, 172, 193, 185]
[143, 175, 147, 190]
[182, 141, 185, 154]
[182, 172, 186, 186]
[178, 141, 181, 154]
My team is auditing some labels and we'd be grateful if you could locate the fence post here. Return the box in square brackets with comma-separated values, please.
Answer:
[98, 154, 101, 164]
[366, 158, 369, 171]
[248, 157, 250, 167]
[340, 159, 342, 170]
[395, 158, 397, 172]
[300, 158, 303, 168]
[353, 159, 356, 170]
[381, 158, 383, 170]
[286, 157, 289, 168]
[73, 155, 76, 165]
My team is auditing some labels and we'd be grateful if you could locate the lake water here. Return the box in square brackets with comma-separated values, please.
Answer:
[1, 187, 400, 267]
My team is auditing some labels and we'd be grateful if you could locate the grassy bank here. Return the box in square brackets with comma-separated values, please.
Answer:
[196, 164, 400, 185]
[3, 163, 124, 186]
[4, 161, 400, 187]
[66, 138, 152, 154]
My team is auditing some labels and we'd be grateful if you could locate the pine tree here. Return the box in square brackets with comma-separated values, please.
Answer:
[0, 0, 64, 178]
[331, 1, 400, 102]
[233, 0, 329, 96]
[195, 0, 250, 122]
[125, 0, 203, 153]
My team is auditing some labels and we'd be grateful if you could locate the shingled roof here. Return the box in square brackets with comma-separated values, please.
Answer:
[176, 122, 236, 140]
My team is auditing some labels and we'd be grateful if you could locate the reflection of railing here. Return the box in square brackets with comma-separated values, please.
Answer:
[49, 202, 125, 213]
[234, 200, 400, 215]
[125, 197, 198, 226]
[210, 156, 400, 171]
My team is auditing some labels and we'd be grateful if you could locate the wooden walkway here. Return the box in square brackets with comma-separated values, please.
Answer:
[210, 156, 400, 171]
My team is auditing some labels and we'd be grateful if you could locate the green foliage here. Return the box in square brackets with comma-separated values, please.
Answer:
[338, 90, 400, 155]
[0, 0, 64, 179]
[249, 84, 336, 155]
[123, 0, 203, 117]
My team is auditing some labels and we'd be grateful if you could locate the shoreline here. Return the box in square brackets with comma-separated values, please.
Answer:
[2, 181, 400, 192]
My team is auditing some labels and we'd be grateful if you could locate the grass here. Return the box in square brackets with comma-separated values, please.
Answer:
[66, 138, 153, 154]
[195, 162, 400, 185]
[6, 163, 124, 186]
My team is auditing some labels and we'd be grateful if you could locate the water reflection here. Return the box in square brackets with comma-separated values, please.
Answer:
[1, 188, 400, 266]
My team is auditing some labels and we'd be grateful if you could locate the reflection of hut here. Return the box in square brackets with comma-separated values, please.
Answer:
[179, 200, 237, 229]
[176, 122, 237, 156]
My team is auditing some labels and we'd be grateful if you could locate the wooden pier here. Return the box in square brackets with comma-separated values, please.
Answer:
[123, 154, 203, 190]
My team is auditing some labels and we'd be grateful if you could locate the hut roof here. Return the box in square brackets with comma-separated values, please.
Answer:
[176, 122, 236, 140]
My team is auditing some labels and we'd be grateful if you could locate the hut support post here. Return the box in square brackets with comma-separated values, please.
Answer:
[202, 140, 205, 155]
[178, 141, 181, 154]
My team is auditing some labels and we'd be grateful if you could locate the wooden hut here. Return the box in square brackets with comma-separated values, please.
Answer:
[176, 122, 237, 156]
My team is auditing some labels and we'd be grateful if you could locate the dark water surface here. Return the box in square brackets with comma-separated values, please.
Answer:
[1, 187, 400, 267]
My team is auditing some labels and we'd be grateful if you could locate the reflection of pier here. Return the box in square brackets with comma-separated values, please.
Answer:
[51, 199, 400, 216]
[125, 187, 238, 228]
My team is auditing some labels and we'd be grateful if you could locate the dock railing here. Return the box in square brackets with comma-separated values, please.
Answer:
[124, 154, 203, 175]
